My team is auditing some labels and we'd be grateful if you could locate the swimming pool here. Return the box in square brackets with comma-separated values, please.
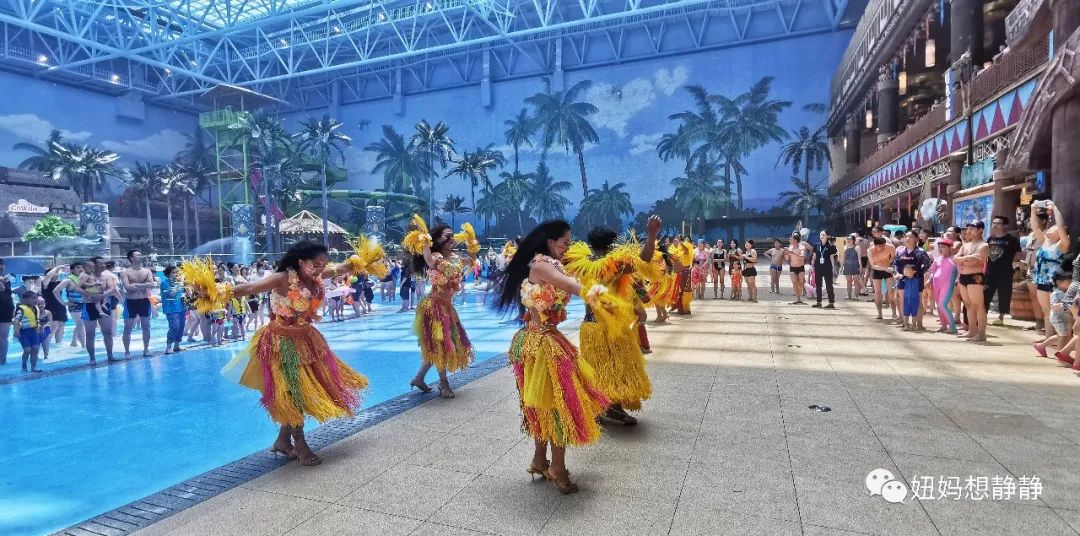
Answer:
[1, 292, 584, 536]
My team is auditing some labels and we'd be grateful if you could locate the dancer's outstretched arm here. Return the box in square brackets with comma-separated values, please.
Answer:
[233, 273, 286, 297]
[639, 215, 662, 262]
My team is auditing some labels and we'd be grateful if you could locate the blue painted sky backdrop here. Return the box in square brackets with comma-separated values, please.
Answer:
[289, 29, 852, 220]
[0, 29, 850, 222]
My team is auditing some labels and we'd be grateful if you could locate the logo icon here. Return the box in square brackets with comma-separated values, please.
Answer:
[866, 468, 908, 504]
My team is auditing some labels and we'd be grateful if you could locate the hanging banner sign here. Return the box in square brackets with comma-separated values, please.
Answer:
[8, 199, 49, 214]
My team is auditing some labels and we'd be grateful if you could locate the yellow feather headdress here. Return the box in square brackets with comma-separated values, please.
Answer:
[453, 222, 481, 257]
[670, 240, 695, 267]
[402, 214, 432, 255]
[562, 242, 617, 286]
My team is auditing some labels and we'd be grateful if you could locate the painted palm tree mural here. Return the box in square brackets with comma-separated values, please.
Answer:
[411, 120, 455, 222]
[526, 162, 572, 222]
[778, 176, 831, 225]
[295, 114, 352, 247]
[671, 159, 727, 234]
[159, 164, 193, 253]
[580, 181, 633, 230]
[527, 80, 599, 198]
[365, 125, 432, 195]
[444, 148, 501, 233]
[440, 195, 471, 228]
[13, 130, 64, 172]
[50, 143, 121, 203]
[503, 108, 536, 174]
[123, 162, 162, 247]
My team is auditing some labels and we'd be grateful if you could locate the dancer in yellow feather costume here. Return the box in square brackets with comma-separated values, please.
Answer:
[404, 215, 480, 398]
[563, 216, 661, 425]
[668, 239, 695, 314]
[221, 240, 383, 466]
[495, 219, 634, 494]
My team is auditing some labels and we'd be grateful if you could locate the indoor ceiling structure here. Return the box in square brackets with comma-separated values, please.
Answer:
[0, 0, 866, 111]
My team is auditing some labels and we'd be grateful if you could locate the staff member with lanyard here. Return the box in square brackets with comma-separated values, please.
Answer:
[811, 231, 838, 309]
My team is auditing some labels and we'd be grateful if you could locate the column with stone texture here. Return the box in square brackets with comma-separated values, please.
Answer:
[79, 202, 111, 257]
[951, 0, 986, 65]
[876, 70, 900, 145]
[1050, 0, 1080, 234]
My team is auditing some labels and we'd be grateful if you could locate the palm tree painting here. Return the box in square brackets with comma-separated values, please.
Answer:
[778, 176, 830, 226]
[50, 143, 122, 203]
[444, 149, 499, 233]
[14, 130, 64, 172]
[497, 169, 534, 234]
[365, 125, 432, 195]
[440, 195, 471, 228]
[503, 108, 536, 174]
[714, 77, 792, 212]
[580, 181, 633, 230]
[159, 165, 193, 253]
[671, 159, 727, 235]
[777, 125, 832, 188]
[124, 162, 162, 248]
[295, 115, 352, 247]
[526, 79, 599, 198]
[411, 120, 455, 222]
[526, 162, 572, 222]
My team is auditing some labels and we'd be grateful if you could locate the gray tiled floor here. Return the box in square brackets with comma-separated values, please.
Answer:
[135, 290, 1080, 536]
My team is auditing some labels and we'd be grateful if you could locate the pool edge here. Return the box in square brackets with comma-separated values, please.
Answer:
[52, 354, 511, 536]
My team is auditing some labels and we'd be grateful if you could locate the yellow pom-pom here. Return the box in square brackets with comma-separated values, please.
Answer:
[453, 222, 480, 257]
[580, 284, 636, 341]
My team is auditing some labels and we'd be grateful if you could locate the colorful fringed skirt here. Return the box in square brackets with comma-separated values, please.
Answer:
[670, 270, 692, 314]
[223, 321, 368, 427]
[578, 320, 651, 411]
[509, 323, 610, 447]
[413, 294, 474, 373]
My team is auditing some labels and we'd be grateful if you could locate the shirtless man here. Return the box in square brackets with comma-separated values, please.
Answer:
[955, 221, 991, 342]
[79, 257, 121, 363]
[785, 234, 812, 305]
[856, 233, 871, 296]
[121, 249, 157, 358]
[868, 232, 897, 320]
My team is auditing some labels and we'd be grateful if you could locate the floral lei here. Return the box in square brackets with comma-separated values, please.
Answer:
[522, 254, 569, 324]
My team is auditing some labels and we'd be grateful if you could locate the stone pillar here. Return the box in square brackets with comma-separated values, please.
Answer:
[876, 72, 900, 145]
[231, 203, 254, 265]
[1050, 0, 1080, 235]
[845, 117, 861, 167]
[79, 202, 111, 257]
[950, 0, 985, 65]
[365, 205, 386, 242]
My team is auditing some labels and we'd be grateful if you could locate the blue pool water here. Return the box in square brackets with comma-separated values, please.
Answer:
[1, 292, 584, 536]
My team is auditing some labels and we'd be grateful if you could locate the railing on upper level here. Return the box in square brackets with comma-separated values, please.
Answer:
[831, 40, 1049, 195]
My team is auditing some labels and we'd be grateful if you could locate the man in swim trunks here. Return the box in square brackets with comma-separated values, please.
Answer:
[955, 220, 991, 342]
[868, 234, 897, 320]
[80, 257, 120, 363]
[121, 249, 157, 358]
[786, 234, 812, 305]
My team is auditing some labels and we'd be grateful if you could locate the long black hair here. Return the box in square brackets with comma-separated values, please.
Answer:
[276, 240, 329, 273]
[495, 220, 571, 314]
[412, 224, 452, 275]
